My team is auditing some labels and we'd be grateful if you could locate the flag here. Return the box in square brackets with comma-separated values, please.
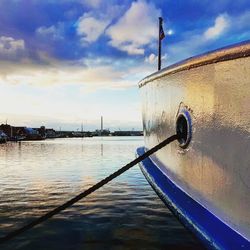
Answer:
[159, 22, 165, 40]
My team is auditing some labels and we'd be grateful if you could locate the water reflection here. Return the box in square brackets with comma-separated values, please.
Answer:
[0, 137, 204, 249]
[101, 143, 103, 156]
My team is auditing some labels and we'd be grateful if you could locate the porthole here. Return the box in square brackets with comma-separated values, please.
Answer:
[176, 111, 192, 149]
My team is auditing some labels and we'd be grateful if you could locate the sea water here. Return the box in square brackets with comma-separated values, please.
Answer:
[0, 137, 204, 249]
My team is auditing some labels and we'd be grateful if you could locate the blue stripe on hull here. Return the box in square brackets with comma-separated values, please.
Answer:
[136, 147, 250, 250]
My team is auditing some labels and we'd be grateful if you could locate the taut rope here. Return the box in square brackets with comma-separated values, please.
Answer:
[0, 134, 178, 244]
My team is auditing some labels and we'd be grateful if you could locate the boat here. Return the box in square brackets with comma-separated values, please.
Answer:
[136, 41, 250, 249]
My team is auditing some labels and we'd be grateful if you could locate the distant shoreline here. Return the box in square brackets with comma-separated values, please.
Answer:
[0, 123, 143, 143]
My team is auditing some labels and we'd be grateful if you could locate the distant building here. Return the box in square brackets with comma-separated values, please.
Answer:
[0, 124, 53, 140]
[37, 126, 46, 137]
[0, 130, 8, 143]
[0, 124, 32, 138]
[15, 127, 28, 137]
[16, 126, 44, 140]
[112, 131, 143, 136]
[94, 129, 111, 136]
[45, 128, 56, 138]
[0, 124, 12, 137]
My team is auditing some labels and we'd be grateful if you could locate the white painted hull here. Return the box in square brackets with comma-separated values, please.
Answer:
[138, 41, 250, 249]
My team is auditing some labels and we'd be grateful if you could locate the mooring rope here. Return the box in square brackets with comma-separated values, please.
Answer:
[0, 134, 178, 244]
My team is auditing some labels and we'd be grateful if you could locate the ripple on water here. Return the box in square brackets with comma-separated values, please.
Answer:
[0, 137, 204, 249]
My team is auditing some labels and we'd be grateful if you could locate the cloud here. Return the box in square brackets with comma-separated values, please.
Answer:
[204, 14, 229, 40]
[165, 13, 234, 64]
[165, 10, 250, 65]
[77, 12, 110, 44]
[106, 0, 161, 55]
[0, 56, 138, 92]
[0, 36, 25, 56]
[145, 53, 157, 64]
[144, 53, 167, 64]
[80, 0, 102, 9]
[36, 24, 64, 40]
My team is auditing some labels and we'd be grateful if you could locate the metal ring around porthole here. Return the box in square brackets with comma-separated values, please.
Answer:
[176, 110, 192, 149]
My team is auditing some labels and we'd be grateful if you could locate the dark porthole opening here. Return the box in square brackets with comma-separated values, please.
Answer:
[176, 113, 191, 148]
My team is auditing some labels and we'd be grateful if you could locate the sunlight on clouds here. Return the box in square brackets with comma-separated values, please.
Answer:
[106, 0, 161, 55]
[204, 14, 229, 40]
[0, 51, 150, 129]
[0, 58, 137, 91]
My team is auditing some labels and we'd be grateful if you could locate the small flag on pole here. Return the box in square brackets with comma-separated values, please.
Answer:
[159, 21, 165, 40]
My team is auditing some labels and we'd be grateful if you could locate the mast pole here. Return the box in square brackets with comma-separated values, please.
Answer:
[158, 17, 163, 71]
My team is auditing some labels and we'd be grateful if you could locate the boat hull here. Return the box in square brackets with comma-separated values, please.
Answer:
[138, 41, 250, 249]
[137, 147, 249, 249]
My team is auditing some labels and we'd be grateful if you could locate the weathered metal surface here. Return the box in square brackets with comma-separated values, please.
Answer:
[139, 41, 250, 240]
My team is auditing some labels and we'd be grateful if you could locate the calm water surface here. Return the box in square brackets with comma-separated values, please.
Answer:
[0, 137, 204, 249]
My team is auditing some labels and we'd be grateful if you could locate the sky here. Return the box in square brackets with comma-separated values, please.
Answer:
[0, 0, 250, 131]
